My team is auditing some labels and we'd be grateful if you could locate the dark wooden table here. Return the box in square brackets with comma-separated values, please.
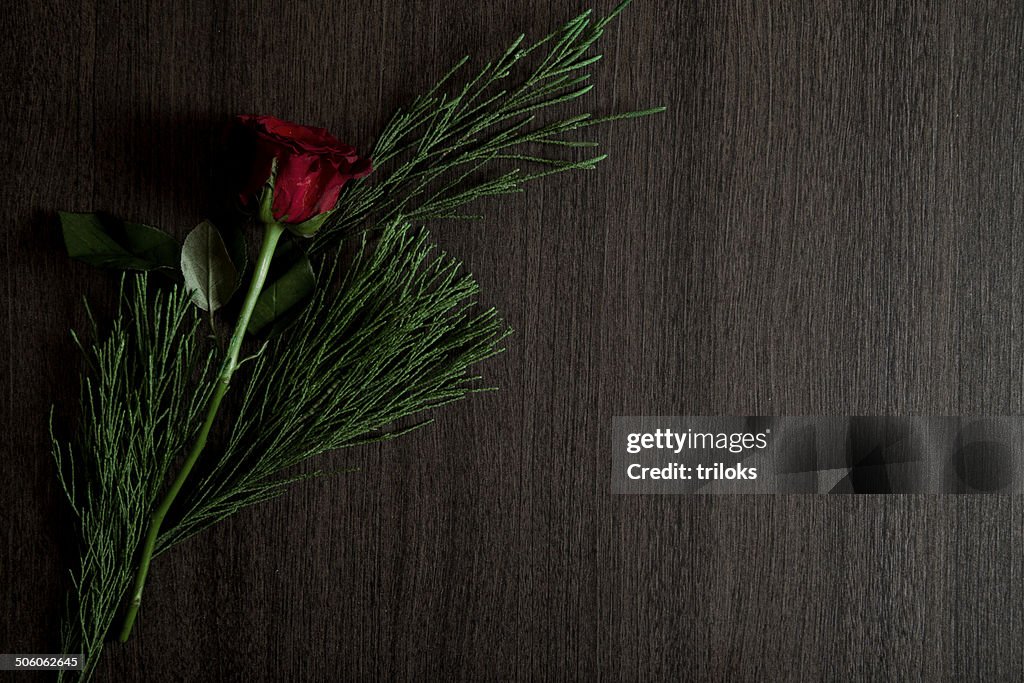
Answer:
[4, 1, 1024, 680]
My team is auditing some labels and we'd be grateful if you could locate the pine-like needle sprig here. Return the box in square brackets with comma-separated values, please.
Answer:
[51, 277, 217, 680]
[311, 0, 664, 251]
[50, 2, 661, 676]
[159, 222, 510, 550]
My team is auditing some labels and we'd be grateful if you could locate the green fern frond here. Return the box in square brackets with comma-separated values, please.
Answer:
[312, 0, 664, 250]
[160, 222, 510, 550]
[52, 276, 217, 680]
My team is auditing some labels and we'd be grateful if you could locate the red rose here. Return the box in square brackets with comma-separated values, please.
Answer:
[232, 114, 372, 234]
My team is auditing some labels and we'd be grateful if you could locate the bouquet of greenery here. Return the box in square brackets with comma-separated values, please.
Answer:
[49, 2, 661, 678]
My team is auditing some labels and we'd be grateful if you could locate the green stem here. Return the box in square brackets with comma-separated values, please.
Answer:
[118, 221, 285, 643]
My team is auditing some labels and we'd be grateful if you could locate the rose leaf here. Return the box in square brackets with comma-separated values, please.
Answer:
[246, 241, 316, 337]
[60, 211, 180, 271]
[181, 221, 240, 313]
[217, 221, 249, 290]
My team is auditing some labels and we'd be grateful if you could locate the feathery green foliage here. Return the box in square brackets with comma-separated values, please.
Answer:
[54, 227, 507, 679]
[52, 1, 659, 676]
[160, 222, 510, 550]
[312, 0, 664, 251]
[52, 277, 216, 680]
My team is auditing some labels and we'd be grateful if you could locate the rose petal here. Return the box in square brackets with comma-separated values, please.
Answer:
[230, 114, 372, 225]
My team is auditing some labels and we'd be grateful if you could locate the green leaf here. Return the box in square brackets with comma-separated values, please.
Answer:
[247, 241, 316, 336]
[180, 221, 240, 313]
[218, 221, 249, 290]
[60, 211, 180, 271]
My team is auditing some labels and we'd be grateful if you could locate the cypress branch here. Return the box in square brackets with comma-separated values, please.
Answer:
[51, 2, 660, 675]
[52, 277, 217, 680]
[159, 222, 510, 550]
[311, 0, 664, 251]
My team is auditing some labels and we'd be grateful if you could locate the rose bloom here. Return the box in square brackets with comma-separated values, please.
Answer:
[231, 114, 372, 232]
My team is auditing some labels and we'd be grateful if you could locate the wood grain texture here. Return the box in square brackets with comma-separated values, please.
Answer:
[3, 0, 1024, 680]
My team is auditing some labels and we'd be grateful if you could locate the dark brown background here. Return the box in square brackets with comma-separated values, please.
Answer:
[4, 0, 1024, 680]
